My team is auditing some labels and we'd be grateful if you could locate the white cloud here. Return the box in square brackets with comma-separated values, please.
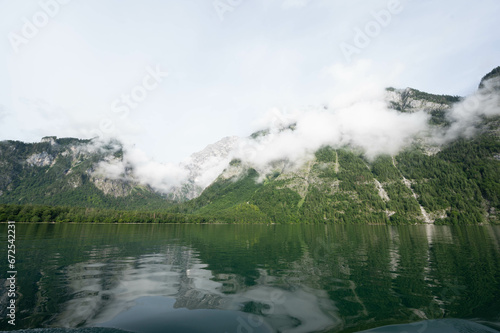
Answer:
[95, 143, 189, 193]
[90, 72, 499, 193]
[436, 77, 500, 143]
[235, 97, 430, 173]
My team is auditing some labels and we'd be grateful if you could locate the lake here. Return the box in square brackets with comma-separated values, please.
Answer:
[1, 223, 500, 332]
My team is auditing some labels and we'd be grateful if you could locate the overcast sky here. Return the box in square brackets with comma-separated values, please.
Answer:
[1, 0, 499, 163]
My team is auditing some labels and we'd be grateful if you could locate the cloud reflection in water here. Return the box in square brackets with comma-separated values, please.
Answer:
[52, 245, 340, 333]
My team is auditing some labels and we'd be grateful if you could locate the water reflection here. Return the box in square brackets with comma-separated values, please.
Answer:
[2, 224, 500, 332]
[52, 244, 340, 332]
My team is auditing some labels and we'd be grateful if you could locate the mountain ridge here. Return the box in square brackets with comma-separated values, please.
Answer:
[1, 67, 499, 224]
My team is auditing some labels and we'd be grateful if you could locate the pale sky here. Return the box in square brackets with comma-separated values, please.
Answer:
[1, 0, 499, 163]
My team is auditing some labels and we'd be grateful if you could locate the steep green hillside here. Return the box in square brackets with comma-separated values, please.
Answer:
[170, 132, 499, 225]
[0, 137, 172, 211]
[170, 67, 500, 225]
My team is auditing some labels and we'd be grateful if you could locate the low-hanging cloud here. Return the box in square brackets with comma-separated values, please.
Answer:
[94, 144, 189, 194]
[234, 69, 500, 175]
[92, 66, 500, 194]
[234, 99, 430, 173]
[436, 77, 500, 143]
[93, 136, 238, 195]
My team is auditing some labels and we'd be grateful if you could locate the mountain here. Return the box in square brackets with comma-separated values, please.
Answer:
[169, 69, 500, 225]
[0, 137, 173, 210]
[170, 135, 499, 225]
[479, 66, 500, 89]
[385, 87, 461, 126]
[169, 136, 240, 201]
[1, 68, 499, 224]
[0, 134, 241, 210]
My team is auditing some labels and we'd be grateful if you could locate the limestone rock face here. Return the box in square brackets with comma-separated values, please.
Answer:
[385, 88, 454, 114]
[0, 137, 170, 209]
[169, 136, 240, 200]
[26, 152, 55, 167]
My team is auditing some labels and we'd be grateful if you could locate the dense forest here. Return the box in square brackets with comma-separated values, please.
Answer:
[0, 204, 210, 224]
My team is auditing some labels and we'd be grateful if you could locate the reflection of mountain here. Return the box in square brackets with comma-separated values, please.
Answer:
[51, 243, 340, 333]
[3, 224, 500, 332]
[308, 225, 500, 332]
[53, 247, 192, 327]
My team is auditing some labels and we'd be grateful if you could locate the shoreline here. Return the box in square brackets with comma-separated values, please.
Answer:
[0, 221, 496, 226]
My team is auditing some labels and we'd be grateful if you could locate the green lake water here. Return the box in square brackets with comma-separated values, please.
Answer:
[1, 223, 500, 332]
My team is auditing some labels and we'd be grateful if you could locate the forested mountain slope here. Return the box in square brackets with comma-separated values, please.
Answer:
[0, 137, 173, 210]
[169, 68, 500, 225]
